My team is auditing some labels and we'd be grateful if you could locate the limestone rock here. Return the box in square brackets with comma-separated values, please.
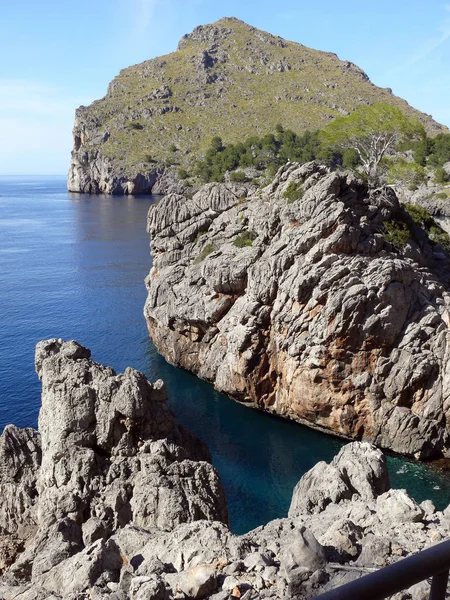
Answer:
[175, 564, 218, 598]
[376, 490, 425, 524]
[280, 526, 327, 585]
[35, 339, 228, 531]
[145, 162, 450, 459]
[0, 425, 41, 538]
[0, 340, 228, 597]
[2, 343, 450, 600]
[289, 442, 388, 517]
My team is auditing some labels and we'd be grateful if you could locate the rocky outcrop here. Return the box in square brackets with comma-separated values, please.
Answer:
[3, 363, 450, 600]
[67, 17, 446, 195]
[0, 339, 227, 595]
[145, 162, 450, 459]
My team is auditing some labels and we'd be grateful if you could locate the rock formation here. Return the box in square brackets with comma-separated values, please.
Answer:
[145, 161, 450, 459]
[67, 17, 445, 195]
[0, 339, 227, 597]
[2, 345, 450, 600]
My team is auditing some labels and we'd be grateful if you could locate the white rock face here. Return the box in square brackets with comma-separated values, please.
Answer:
[145, 162, 450, 459]
[1, 343, 450, 599]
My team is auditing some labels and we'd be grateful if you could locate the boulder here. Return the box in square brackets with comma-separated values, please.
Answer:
[289, 442, 389, 517]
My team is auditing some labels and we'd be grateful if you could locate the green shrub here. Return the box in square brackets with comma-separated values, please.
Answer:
[211, 136, 224, 152]
[193, 127, 323, 183]
[435, 192, 448, 200]
[383, 220, 411, 249]
[403, 203, 435, 228]
[435, 167, 450, 184]
[283, 182, 304, 203]
[169, 143, 178, 152]
[143, 154, 156, 163]
[387, 160, 426, 190]
[403, 203, 450, 250]
[342, 148, 361, 169]
[429, 226, 450, 250]
[230, 171, 247, 183]
[194, 243, 214, 264]
[233, 231, 257, 248]
[177, 167, 189, 180]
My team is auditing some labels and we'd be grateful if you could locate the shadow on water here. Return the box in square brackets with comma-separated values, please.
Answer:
[143, 340, 450, 533]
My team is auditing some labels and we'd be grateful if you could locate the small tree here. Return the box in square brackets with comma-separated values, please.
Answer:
[321, 103, 425, 181]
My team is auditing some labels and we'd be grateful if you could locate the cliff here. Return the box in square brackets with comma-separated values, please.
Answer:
[2, 340, 450, 599]
[145, 162, 450, 459]
[67, 17, 446, 195]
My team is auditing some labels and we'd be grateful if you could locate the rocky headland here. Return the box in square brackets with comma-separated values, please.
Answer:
[67, 17, 445, 196]
[144, 162, 450, 460]
[2, 339, 450, 600]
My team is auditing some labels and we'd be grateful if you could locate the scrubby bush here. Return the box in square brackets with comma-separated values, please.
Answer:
[230, 171, 247, 183]
[403, 203, 435, 228]
[194, 243, 214, 264]
[342, 148, 361, 169]
[404, 203, 450, 250]
[283, 182, 304, 203]
[193, 127, 324, 183]
[435, 167, 450, 184]
[388, 160, 426, 190]
[233, 231, 257, 247]
[383, 220, 411, 249]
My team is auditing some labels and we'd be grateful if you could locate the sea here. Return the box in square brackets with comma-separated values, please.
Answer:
[1, 174, 450, 534]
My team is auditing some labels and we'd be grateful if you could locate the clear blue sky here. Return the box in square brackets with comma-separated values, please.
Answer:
[1, 0, 449, 174]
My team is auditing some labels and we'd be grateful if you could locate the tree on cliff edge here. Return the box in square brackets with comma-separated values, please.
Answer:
[321, 102, 425, 181]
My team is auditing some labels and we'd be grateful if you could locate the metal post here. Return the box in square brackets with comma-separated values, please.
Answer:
[429, 570, 449, 600]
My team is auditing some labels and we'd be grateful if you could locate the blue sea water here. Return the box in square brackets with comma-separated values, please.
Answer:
[1, 174, 450, 533]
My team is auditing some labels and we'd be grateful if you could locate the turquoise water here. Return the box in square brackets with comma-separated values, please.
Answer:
[1, 175, 449, 534]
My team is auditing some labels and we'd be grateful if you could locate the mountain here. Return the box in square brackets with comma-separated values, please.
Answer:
[68, 17, 446, 195]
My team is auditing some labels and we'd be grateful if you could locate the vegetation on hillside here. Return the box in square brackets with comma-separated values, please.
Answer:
[320, 103, 425, 181]
[192, 127, 328, 183]
[73, 17, 446, 177]
[382, 203, 450, 251]
[189, 103, 450, 191]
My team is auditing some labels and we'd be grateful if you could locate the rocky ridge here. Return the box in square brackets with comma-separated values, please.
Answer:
[2, 340, 450, 599]
[67, 17, 446, 195]
[145, 162, 450, 459]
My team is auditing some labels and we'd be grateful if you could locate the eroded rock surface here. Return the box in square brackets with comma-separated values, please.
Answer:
[145, 162, 450, 459]
[0, 339, 227, 595]
[0, 398, 450, 600]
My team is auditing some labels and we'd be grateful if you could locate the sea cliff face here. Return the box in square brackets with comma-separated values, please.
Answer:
[145, 162, 450, 459]
[2, 340, 450, 599]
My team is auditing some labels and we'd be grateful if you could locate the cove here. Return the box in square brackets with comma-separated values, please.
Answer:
[1, 175, 449, 534]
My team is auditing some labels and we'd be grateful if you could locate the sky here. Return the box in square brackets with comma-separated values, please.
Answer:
[1, 0, 450, 174]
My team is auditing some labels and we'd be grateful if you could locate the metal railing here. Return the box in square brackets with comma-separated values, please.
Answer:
[316, 539, 450, 600]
